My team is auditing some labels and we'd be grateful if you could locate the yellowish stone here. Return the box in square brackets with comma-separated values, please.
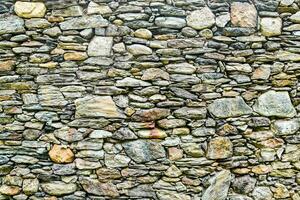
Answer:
[0, 60, 15, 72]
[64, 52, 88, 61]
[49, 144, 74, 164]
[14, 1, 46, 18]
[252, 164, 272, 174]
[0, 185, 21, 196]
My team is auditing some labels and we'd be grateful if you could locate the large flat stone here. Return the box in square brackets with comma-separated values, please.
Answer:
[208, 97, 252, 118]
[123, 140, 166, 163]
[231, 2, 257, 28]
[187, 7, 215, 30]
[0, 15, 25, 35]
[75, 96, 122, 118]
[14, 2, 46, 18]
[60, 15, 108, 30]
[88, 36, 113, 56]
[202, 170, 232, 200]
[41, 181, 76, 196]
[253, 91, 296, 118]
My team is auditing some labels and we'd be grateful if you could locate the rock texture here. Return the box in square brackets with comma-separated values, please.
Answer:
[0, 0, 299, 199]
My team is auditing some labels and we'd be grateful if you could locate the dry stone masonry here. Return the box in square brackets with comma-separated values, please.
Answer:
[0, 0, 300, 199]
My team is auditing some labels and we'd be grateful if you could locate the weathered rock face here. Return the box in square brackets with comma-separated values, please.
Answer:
[206, 137, 233, 159]
[1, 0, 299, 199]
[202, 170, 232, 200]
[122, 140, 165, 163]
[75, 96, 122, 118]
[253, 91, 296, 117]
[14, 2, 46, 18]
[208, 97, 252, 118]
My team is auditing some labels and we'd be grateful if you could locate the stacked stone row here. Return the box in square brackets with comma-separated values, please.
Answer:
[0, 0, 300, 200]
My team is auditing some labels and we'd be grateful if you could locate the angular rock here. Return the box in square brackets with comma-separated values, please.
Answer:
[207, 137, 233, 159]
[52, 5, 83, 17]
[0, 15, 25, 35]
[105, 154, 131, 168]
[155, 17, 186, 29]
[290, 11, 300, 23]
[231, 2, 257, 27]
[60, 15, 108, 30]
[260, 17, 282, 36]
[14, 2, 46, 18]
[88, 36, 113, 57]
[123, 140, 166, 163]
[202, 170, 232, 200]
[75, 96, 122, 118]
[252, 187, 272, 200]
[232, 175, 256, 194]
[38, 85, 68, 107]
[272, 119, 300, 135]
[80, 177, 119, 197]
[49, 144, 74, 164]
[253, 91, 296, 117]
[23, 179, 39, 195]
[41, 181, 77, 196]
[187, 7, 215, 30]
[113, 127, 137, 140]
[64, 52, 87, 61]
[208, 97, 252, 118]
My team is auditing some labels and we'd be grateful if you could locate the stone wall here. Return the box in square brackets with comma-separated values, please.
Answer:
[0, 0, 300, 199]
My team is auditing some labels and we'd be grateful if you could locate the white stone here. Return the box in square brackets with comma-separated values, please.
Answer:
[187, 7, 215, 30]
[88, 36, 113, 56]
[260, 17, 282, 36]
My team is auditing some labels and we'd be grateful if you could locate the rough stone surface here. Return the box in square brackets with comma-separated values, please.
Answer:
[0, 1, 299, 199]
[14, 2, 46, 18]
[231, 2, 257, 27]
[253, 91, 296, 117]
[208, 97, 252, 118]
[187, 7, 215, 30]
[202, 170, 232, 200]
[88, 36, 113, 56]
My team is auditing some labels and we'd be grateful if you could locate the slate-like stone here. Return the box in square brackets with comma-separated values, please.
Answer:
[60, 15, 108, 30]
[202, 170, 232, 200]
[155, 17, 186, 29]
[208, 97, 252, 118]
[88, 36, 113, 56]
[253, 91, 296, 117]
[0, 15, 25, 35]
[123, 140, 166, 163]
[75, 96, 122, 118]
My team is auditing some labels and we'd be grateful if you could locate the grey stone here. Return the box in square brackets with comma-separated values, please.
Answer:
[123, 140, 166, 163]
[41, 182, 77, 196]
[174, 107, 207, 119]
[253, 91, 296, 117]
[127, 44, 152, 55]
[252, 187, 272, 200]
[80, 177, 119, 197]
[232, 175, 257, 194]
[88, 36, 113, 56]
[155, 17, 186, 29]
[202, 170, 232, 200]
[116, 77, 151, 87]
[186, 7, 215, 30]
[208, 97, 252, 118]
[0, 15, 25, 35]
[60, 15, 108, 30]
[272, 119, 300, 135]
